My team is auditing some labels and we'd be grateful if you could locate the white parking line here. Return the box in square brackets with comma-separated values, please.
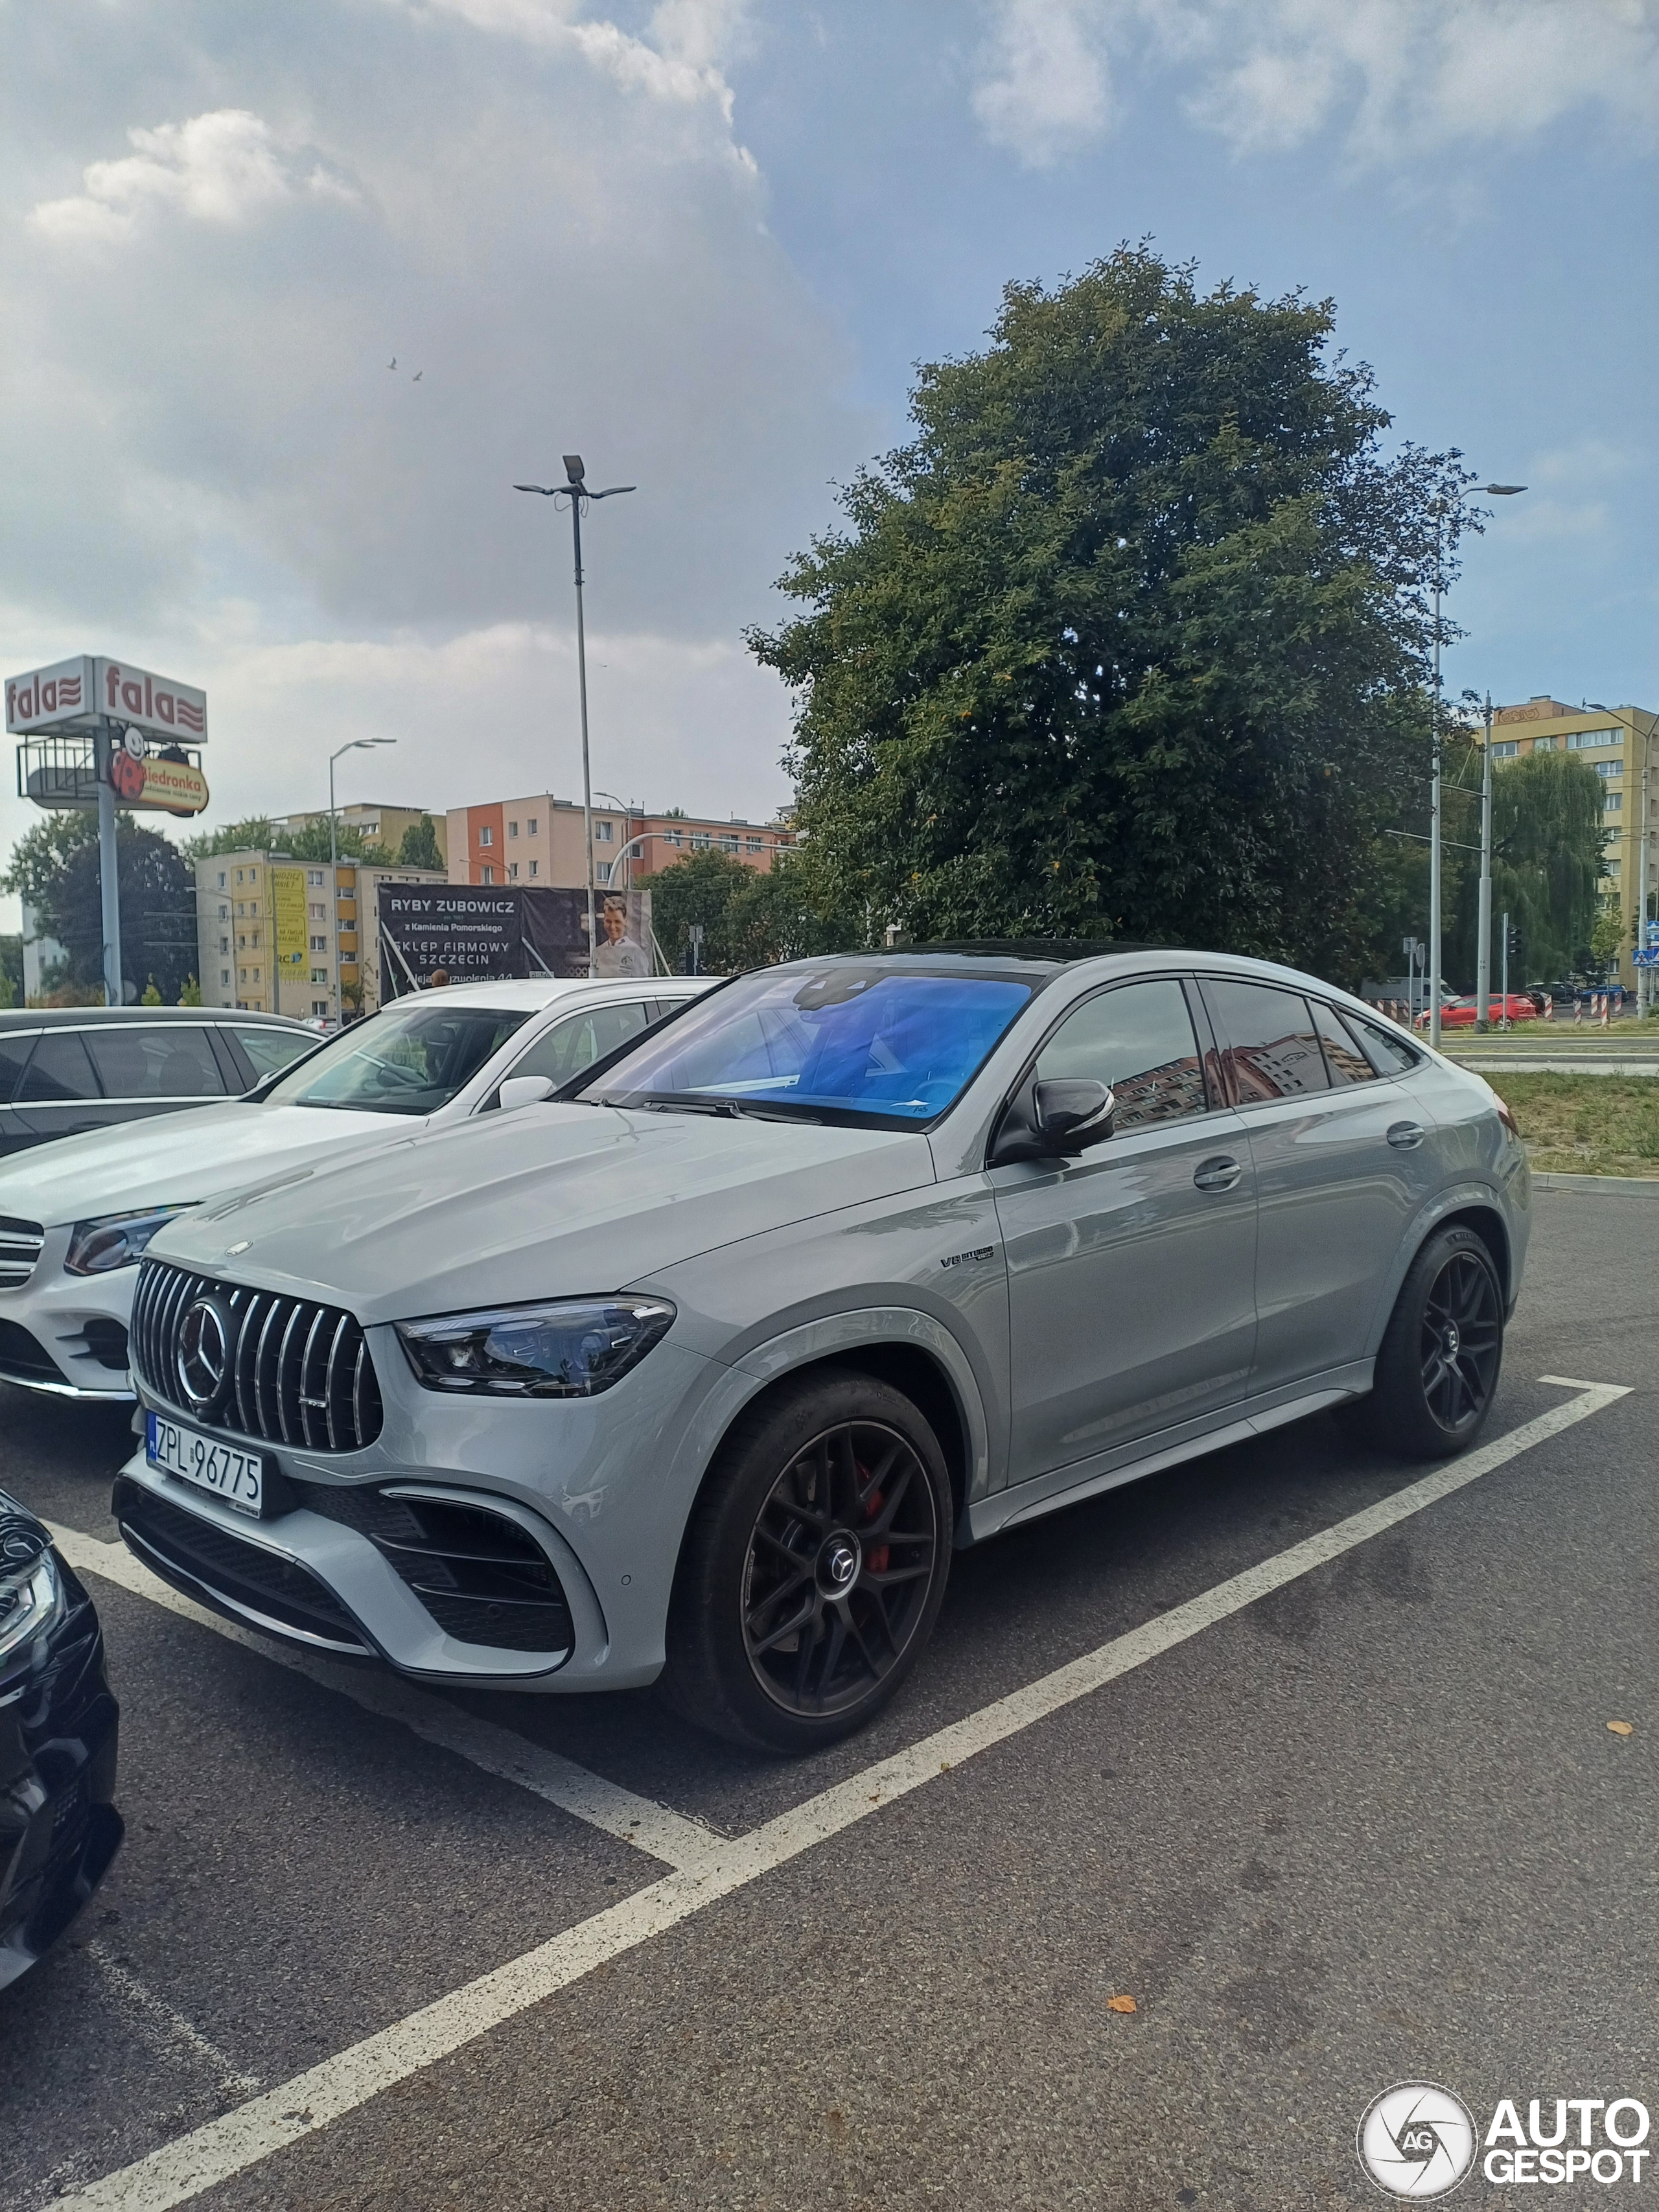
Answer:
[52, 1378, 1629, 2212]
[86, 1942, 262, 2100]
[47, 1527, 727, 1878]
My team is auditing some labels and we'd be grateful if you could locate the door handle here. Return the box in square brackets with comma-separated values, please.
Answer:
[1387, 1121, 1426, 1149]
[1192, 1156, 1242, 1193]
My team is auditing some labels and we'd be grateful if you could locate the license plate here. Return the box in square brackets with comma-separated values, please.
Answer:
[146, 1411, 267, 1517]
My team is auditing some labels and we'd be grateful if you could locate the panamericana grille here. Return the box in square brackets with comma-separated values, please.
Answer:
[132, 1261, 383, 1452]
[0, 1217, 44, 1290]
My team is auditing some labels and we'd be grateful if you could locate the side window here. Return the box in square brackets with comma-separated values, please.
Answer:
[1310, 1001, 1375, 1088]
[1205, 981, 1330, 1104]
[0, 1034, 37, 1106]
[1034, 979, 1209, 1133]
[1347, 1014, 1422, 1078]
[85, 1025, 227, 1100]
[231, 1027, 317, 1080]
[16, 1031, 102, 1103]
[506, 1001, 651, 1088]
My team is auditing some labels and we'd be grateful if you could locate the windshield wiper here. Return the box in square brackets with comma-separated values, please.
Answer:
[594, 1094, 824, 1124]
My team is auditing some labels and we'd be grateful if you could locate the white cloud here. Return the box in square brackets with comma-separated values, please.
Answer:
[29, 110, 353, 244]
[971, 0, 1115, 167]
[968, 0, 1659, 165]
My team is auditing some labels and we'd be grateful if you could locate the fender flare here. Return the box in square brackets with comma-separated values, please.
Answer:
[1364, 1179, 1515, 1354]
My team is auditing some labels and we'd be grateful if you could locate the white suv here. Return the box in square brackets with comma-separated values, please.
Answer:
[0, 976, 709, 1401]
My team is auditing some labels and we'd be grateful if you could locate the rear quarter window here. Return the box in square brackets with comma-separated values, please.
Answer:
[85, 1025, 226, 1099]
[231, 1026, 317, 1079]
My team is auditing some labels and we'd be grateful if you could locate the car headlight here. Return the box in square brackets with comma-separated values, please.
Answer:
[65, 1205, 193, 1276]
[395, 1297, 675, 1398]
[0, 1547, 64, 1673]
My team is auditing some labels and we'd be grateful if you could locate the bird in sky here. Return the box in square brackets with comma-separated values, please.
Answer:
[412, 370, 423, 382]
[388, 356, 397, 369]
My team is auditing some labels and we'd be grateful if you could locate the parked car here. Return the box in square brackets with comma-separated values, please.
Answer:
[111, 946, 1529, 1753]
[1, 1490, 122, 1987]
[1415, 994, 1538, 1030]
[0, 977, 710, 1401]
[0, 1007, 317, 1161]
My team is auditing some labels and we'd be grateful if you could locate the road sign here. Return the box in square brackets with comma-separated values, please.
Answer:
[1633, 948, 1659, 967]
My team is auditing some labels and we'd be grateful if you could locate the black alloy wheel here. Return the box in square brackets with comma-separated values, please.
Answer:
[1371, 1224, 1505, 1459]
[661, 1373, 953, 1753]
[741, 1419, 938, 1719]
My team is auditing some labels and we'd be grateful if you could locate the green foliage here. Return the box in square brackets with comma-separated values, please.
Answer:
[180, 817, 275, 864]
[639, 851, 857, 973]
[283, 818, 373, 863]
[140, 975, 164, 1005]
[1, 809, 107, 907]
[0, 934, 19, 1008]
[1445, 751, 1605, 984]
[395, 813, 442, 869]
[178, 973, 203, 1006]
[751, 246, 1470, 979]
[1590, 900, 1625, 972]
[38, 826, 198, 1003]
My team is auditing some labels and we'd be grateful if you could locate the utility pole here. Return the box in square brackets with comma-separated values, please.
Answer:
[95, 719, 122, 1007]
[329, 737, 394, 1021]
[1501, 911, 1510, 1029]
[1476, 693, 1494, 1030]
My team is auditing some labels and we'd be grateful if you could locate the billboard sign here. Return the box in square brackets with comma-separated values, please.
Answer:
[5, 657, 93, 732]
[273, 868, 308, 975]
[4, 654, 206, 739]
[109, 745, 211, 815]
[377, 883, 654, 990]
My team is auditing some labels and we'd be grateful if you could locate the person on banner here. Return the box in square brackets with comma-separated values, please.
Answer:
[594, 894, 649, 978]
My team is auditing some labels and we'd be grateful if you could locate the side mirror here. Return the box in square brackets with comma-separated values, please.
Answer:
[498, 1075, 555, 1112]
[1034, 1078, 1115, 1148]
[990, 1078, 1115, 1165]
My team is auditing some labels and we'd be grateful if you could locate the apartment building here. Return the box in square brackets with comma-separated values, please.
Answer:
[445, 794, 792, 889]
[268, 802, 448, 868]
[194, 849, 445, 1019]
[1482, 696, 1658, 988]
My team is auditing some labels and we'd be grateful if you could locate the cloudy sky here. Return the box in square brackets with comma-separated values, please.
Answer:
[3, 0, 1657, 929]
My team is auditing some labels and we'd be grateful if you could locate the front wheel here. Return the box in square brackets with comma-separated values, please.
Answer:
[1370, 1225, 1505, 1460]
[660, 1373, 953, 1754]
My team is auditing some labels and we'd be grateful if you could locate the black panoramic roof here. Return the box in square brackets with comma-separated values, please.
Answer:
[789, 940, 1163, 975]
[0, 1007, 307, 1030]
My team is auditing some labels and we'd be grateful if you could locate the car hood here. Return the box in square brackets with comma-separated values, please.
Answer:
[147, 1102, 937, 1323]
[0, 1101, 406, 1229]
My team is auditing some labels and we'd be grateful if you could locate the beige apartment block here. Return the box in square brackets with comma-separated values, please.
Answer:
[269, 802, 448, 868]
[1482, 696, 1658, 988]
[195, 849, 444, 1019]
[446, 795, 793, 889]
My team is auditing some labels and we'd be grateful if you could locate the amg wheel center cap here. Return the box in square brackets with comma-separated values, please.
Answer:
[1443, 1322, 1461, 1356]
[818, 1533, 862, 1596]
[178, 1296, 232, 1413]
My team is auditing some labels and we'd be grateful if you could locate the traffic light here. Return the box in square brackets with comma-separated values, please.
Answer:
[1505, 924, 1522, 960]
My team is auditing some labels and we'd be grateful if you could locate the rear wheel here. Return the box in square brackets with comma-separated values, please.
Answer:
[660, 1372, 953, 1754]
[1370, 1225, 1504, 1459]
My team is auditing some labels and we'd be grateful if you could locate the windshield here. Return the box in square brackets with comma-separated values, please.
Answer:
[582, 967, 1036, 1127]
[262, 1000, 533, 1115]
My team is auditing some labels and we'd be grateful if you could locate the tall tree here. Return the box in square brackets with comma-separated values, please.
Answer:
[49, 826, 198, 1002]
[751, 246, 1471, 979]
[638, 852, 855, 972]
[395, 814, 442, 868]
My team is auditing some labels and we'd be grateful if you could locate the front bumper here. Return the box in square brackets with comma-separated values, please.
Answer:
[0, 1229, 137, 1401]
[115, 1316, 739, 1692]
[1, 1558, 123, 1988]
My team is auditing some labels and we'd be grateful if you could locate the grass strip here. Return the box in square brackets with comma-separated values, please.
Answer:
[1479, 1071, 1659, 1178]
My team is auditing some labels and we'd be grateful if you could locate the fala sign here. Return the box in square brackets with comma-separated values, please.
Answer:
[5, 655, 209, 741]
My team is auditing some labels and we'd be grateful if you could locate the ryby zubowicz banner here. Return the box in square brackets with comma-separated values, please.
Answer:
[378, 885, 525, 984]
[4, 654, 207, 740]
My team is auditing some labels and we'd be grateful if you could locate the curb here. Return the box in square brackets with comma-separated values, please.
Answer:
[1531, 1170, 1659, 1194]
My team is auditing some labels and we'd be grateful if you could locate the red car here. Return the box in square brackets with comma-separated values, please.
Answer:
[1416, 994, 1538, 1030]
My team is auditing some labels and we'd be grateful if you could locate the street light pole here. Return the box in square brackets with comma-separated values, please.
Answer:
[1476, 693, 1494, 1030]
[1427, 482, 1526, 1050]
[328, 736, 395, 1023]
[515, 458, 636, 977]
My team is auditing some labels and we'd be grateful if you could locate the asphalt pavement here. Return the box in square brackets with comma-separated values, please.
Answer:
[1, 1186, 1654, 2212]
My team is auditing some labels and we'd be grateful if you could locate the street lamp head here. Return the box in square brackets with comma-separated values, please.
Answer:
[513, 483, 555, 496]
[590, 485, 636, 500]
[563, 454, 585, 485]
[1481, 484, 1527, 496]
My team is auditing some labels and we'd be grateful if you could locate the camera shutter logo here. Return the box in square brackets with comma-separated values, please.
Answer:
[1357, 2082, 1477, 2200]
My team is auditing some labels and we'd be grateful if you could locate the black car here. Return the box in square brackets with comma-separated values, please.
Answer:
[1, 1491, 121, 1986]
[0, 1007, 317, 1159]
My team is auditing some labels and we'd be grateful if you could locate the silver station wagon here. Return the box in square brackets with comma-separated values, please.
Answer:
[113, 946, 1530, 1752]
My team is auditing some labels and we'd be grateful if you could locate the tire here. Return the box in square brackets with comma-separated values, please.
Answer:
[660, 1371, 954, 1754]
[1369, 1225, 1505, 1460]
